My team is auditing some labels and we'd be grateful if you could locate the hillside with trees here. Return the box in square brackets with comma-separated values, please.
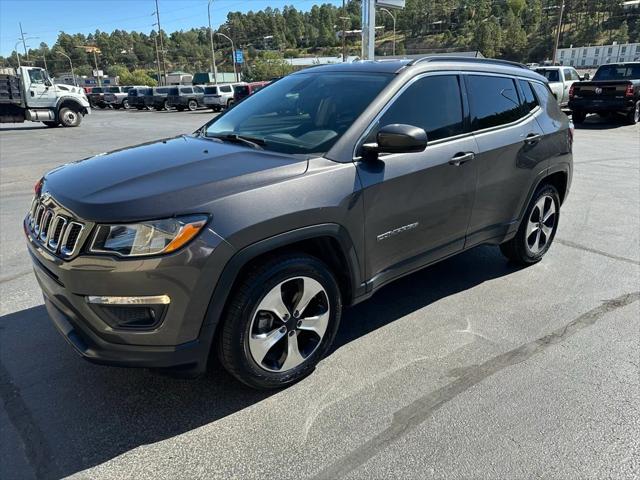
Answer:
[1, 0, 637, 82]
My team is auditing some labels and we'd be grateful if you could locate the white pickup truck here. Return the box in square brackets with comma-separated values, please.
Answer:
[0, 66, 91, 127]
[534, 66, 586, 108]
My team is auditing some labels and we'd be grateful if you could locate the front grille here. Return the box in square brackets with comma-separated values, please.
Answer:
[27, 196, 87, 259]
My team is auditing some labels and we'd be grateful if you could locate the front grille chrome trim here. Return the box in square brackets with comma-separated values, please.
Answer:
[86, 295, 171, 305]
[59, 222, 85, 258]
[47, 215, 67, 251]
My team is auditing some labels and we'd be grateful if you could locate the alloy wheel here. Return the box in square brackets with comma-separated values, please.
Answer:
[248, 276, 330, 373]
[526, 194, 556, 254]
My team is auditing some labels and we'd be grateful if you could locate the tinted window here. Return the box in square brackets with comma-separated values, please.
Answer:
[220, 85, 232, 93]
[467, 75, 522, 130]
[156, 88, 169, 94]
[92, 87, 104, 93]
[518, 80, 538, 113]
[531, 82, 552, 107]
[235, 85, 249, 96]
[205, 72, 392, 155]
[535, 69, 560, 82]
[204, 86, 218, 94]
[180, 87, 193, 94]
[168, 88, 179, 95]
[377, 75, 464, 142]
[593, 64, 640, 80]
[194, 86, 204, 93]
[108, 87, 120, 93]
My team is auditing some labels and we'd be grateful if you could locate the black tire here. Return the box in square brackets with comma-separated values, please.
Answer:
[226, 99, 234, 109]
[58, 107, 82, 127]
[500, 184, 560, 266]
[571, 110, 586, 124]
[163, 100, 170, 111]
[176, 106, 185, 112]
[122, 99, 130, 109]
[43, 121, 59, 128]
[136, 106, 144, 110]
[218, 254, 342, 390]
[113, 104, 121, 110]
[626, 101, 640, 125]
[187, 99, 198, 111]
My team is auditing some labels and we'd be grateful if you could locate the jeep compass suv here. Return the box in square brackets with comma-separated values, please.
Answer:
[25, 58, 573, 389]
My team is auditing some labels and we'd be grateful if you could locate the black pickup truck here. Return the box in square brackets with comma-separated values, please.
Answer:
[569, 62, 640, 124]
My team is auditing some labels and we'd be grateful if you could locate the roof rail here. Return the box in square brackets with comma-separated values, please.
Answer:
[407, 56, 529, 70]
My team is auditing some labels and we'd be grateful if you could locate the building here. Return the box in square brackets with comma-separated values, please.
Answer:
[557, 42, 640, 68]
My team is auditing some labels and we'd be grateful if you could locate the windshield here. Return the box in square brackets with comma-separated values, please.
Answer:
[593, 64, 640, 81]
[535, 69, 560, 82]
[204, 72, 393, 155]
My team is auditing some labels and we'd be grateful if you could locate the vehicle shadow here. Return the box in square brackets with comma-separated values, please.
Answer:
[0, 125, 49, 132]
[0, 245, 520, 479]
[572, 113, 631, 130]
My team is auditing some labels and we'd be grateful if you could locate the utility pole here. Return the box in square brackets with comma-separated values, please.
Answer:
[361, 0, 375, 60]
[208, 0, 219, 83]
[14, 41, 21, 67]
[553, 1, 565, 65]
[19, 22, 28, 58]
[154, 0, 167, 85]
[341, 0, 347, 62]
[153, 35, 162, 86]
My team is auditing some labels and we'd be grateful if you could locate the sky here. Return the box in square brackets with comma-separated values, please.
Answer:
[0, 0, 342, 57]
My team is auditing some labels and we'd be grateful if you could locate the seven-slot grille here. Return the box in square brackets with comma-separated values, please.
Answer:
[27, 196, 85, 258]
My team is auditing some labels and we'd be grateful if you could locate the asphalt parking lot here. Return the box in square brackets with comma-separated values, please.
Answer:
[1, 110, 638, 480]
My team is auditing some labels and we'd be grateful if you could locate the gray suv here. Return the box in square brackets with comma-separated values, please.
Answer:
[25, 58, 573, 389]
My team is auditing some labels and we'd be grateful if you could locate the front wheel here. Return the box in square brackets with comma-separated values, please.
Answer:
[626, 101, 640, 125]
[187, 99, 198, 111]
[122, 99, 130, 109]
[500, 184, 560, 266]
[218, 254, 342, 390]
[58, 107, 82, 127]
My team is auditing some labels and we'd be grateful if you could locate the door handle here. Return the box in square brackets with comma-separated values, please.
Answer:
[449, 152, 475, 166]
[524, 133, 542, 144]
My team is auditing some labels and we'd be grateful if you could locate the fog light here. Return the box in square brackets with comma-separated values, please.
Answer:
[86, 295, 169, 330]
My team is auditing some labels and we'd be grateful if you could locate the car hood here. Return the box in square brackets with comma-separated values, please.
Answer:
[42, 135, 308, 222]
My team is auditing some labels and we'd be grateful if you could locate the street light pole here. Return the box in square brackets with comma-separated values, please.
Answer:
[208, 0, 219, 83]
[56, 49, 76, 86]
[154, 0, 167, 85]
[379, 7, 396, 56]
[216, 32, 238, 82]
[361, 0, 375, 60]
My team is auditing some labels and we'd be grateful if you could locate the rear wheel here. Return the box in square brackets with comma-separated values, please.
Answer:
[226, 99, 234, 109]
[187, 99, 198, 111]
[122, 99, 130, 109]
[571, 110, 586, 124]
[500, 184, 560, 266]
[218, 254, 342, 389]
[58, 107, 82, 127]
[626, 101, 640, 125]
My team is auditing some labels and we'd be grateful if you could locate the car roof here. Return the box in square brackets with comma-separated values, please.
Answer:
[292, 56, 545, 81]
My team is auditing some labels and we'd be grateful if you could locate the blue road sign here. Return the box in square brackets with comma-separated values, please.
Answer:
[234, 50, 244, 64]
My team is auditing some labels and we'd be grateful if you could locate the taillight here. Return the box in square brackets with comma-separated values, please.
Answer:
[569, 83, 575, 98]
[625, 84, 634, 97]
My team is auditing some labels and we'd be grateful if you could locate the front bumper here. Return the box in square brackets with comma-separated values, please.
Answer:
[569, 97, 635, 112]
[26, 217, 235, 370]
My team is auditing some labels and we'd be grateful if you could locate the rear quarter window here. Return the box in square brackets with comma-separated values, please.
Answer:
[518, 80, 539, 113]
[467, 75, 523, 130]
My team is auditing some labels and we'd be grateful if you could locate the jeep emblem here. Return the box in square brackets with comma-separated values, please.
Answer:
[595, 87, 603, 95]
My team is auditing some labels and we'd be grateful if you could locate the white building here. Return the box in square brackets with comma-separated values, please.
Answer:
[557, 42, 640, 68]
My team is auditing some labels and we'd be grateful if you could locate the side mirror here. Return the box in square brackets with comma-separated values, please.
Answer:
[44, 80, 52, 87]
[582, 73, 590, 81]
[362, 124, 428, 158]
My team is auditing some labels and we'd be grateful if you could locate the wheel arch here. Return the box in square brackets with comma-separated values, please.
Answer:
[56, 97, 87, 116]
[197, 224, 364, 368]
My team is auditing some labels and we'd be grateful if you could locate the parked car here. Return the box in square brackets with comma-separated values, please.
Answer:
[233, 81, 270, 103]
[127, 87, 154, 110]
[167, 85, 205, 111]
[568, 62, 640, 124]
[534, 66, 582, 107]
[25, 57, 572, 389]
[86, 86, 106, 108]
[202, 83, 238, 111]
[150, 86, 172, 111]
[104, 86, 137, 109]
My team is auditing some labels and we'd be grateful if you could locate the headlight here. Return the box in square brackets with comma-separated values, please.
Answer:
[90, 215, 207, 257]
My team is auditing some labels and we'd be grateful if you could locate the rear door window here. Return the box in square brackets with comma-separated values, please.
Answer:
[220, 85, 232, 93]
[518, 80, 539, 113]
[377, 74, 465, 142]
[180, 87, 193, 94]
[467, 75, 523, 130]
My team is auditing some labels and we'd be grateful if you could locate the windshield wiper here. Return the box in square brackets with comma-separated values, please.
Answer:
[207, 133, 266, 150]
